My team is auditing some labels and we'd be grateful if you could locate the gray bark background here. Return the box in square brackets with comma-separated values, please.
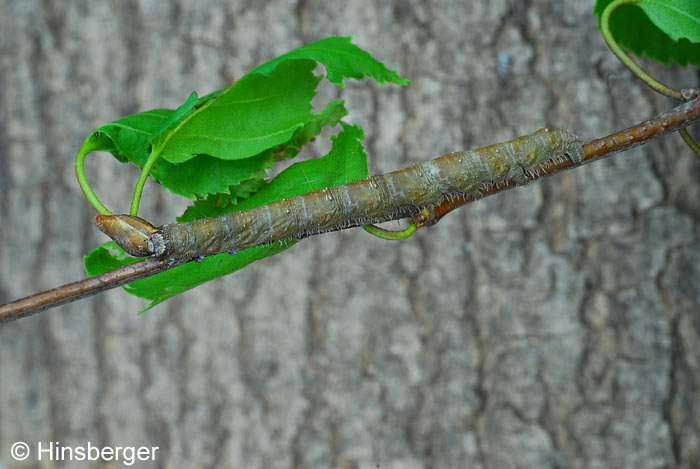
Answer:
[1, 0, 699, 468]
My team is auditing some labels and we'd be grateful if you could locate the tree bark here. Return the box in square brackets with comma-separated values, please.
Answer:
[1, 1, 699, 467]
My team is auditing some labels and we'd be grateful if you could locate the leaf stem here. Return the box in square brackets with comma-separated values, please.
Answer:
[600, 0, 682, 100]
[75, 134, 114, 215]
[679, 128, 700, 158]
[130, 149, 160, 216]
[129, 91, 210, 216]
[363, 222, 417, 240]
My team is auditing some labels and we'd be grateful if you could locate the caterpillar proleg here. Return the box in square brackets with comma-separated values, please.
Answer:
[96, 128, 584, 259]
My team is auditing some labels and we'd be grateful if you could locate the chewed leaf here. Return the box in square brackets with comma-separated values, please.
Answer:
[175, 180, 267, 222]
[85, 124, 370, 311]
[251, 36, 410, 87]
[81, 37, 407, 206]
[152, 152, 273, 200]
[244, 122, 369, 198]
[83, 61, 321, 200]
[286, 99, 349, 154]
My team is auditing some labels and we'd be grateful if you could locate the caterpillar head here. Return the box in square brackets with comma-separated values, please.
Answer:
[94, 214, 159, 257]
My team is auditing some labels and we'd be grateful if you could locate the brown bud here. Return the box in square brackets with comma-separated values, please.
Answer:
[94, 214, 158, 257]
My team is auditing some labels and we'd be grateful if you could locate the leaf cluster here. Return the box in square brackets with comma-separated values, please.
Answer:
[81, 37, 408, 310]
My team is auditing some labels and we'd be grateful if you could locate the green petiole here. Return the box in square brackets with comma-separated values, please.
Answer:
[363, 222, 418, 240]
[600, 0, 681, 100]
[75, 134, 114, 215]
[129, 148, 160, 216]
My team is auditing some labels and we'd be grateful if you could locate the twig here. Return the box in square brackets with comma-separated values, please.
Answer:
[0, 257, 188, 323]
[421, 94, 700, 225]
[1, 95, 699, 323]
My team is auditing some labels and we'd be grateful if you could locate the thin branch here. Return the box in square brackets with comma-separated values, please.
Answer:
[1, 94, 699, 323]
[421, 93, 700, 225]
[0, 257, 190, 323]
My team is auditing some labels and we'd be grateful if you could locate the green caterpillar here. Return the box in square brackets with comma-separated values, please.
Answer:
[96, 128, 584, 259]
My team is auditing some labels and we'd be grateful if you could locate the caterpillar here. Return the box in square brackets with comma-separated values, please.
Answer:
[95, 127, 584, 259]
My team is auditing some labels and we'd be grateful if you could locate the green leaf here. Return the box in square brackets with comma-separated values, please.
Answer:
[240, 123, 369, 203]
[594, 0, 700, 67]
[175, 185, 264, 223]
[84, 242, 143, 276]
[251, 36, 410, 87]
[156, 59, 322, 164]
[178, 99, 349, 221]
[82, 37, 408, 206]
[149, 91, 200, 158]
[84, 61, 321, 200]
[89, 110, 275, 200]
[84, 123, 370, 311]
[638, 0, 700, 43]
[89, 90, 347, 201]
[151, 152, 273, 200]
[94, 109, 172, 165]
